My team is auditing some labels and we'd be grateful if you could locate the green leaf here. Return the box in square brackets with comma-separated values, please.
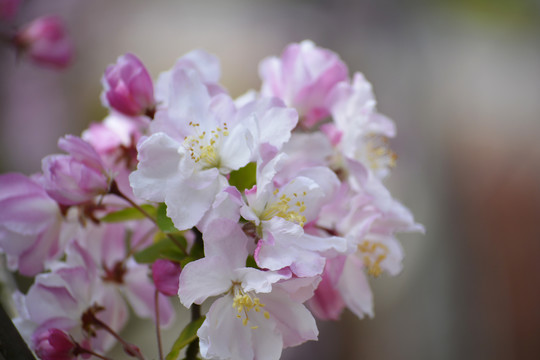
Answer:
[246, 255, 258, 269]
[166, 316, 206, 360]
[228, 162, 256, 192]
[157, 203, 178, 233]
[100, 204, 156, 223]
[133, 234, 187, 264]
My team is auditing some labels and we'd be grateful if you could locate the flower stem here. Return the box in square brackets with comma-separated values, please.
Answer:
[185, 229, 203, 360]
[91, 315, 145, 360]
[76, 346, 113, 360]
[155, 290, 164, 360]
[109, 180, 188, 256]
[185, 304, 201, 360]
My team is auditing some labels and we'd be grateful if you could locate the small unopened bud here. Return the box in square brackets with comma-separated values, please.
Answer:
[0, 0, 21, 20]
[102, 53, 155, 117]
[123, 343, 143, 358]
[33, 328, 76, 360]
[14, 15, 73, 69]
[152, 259, 182, 296]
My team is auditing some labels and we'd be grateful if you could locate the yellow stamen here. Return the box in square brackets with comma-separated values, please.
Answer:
[358, 240, 389, 277]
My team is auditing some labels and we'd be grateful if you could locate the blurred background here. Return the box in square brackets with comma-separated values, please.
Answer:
[1, 0, 540, 359]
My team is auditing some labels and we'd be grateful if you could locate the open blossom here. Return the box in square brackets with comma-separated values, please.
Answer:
[0, 41, 423, 359]
[240, 155, 347, 277]
[13, 15, 73, 69]
[131, 65, 296, 230]
[155, 49, 226, 104]
[259, 40, 348, 127]
[324, 72, 397, 179]
[15, 257, 126, 354]
[179, 220, 318, 360]
[41, 135, 110, 205]
[0, 173, 67, 276]
[102, 53, 156, 117]
[71, 222, 175, 327]
[130, 71, 251, 229]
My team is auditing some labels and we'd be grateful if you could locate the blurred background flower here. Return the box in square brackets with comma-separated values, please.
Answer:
[1, 0, 540, 359]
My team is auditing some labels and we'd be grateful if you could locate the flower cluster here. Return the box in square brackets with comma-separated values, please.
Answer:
[0, 41, 423, 360]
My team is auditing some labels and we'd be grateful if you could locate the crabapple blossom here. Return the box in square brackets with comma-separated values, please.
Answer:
[325, 72, 397, 179]
[0, 173, 66, 275]
[0, 41, 423, 360]
[179, 220, 318, 360]
[130, 66, 295, 230]
[240, 155, 347, 277]
[155, 49, 226, 104]
[259, 40, 348, 127]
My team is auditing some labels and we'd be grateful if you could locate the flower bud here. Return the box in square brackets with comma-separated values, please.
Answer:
[0, 0, 21, 20]
[152, 259, 182, 296]
[14, 15, 73, 69]
[34, 329, 76, 360]
[102, 53, 155, 117]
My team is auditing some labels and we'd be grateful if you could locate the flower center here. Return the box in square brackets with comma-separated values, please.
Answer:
[361, 135, 397, 172]
[357, 240, 389, 277]
[231, 283, 269, 329]
[259, 188, 307, 227]
[183, 121, 229, 169]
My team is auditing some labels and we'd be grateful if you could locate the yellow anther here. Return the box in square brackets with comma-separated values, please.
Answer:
[358, 240, 389, 277]
[363, 135, 397, 171]
[231, 285, 269, 328]
[182, 122, 229, 169]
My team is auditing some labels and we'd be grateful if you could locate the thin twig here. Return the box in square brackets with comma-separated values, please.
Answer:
[109, 181, 188, 256]
[155, 290, 164, 360]
[185, 305, 201, 360]
[92, 316, 145, 360]
[77, 347, 113, 360]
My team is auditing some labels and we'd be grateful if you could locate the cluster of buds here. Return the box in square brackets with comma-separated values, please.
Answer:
[1, 41, 423, 360]
[0, 0, 72, 68]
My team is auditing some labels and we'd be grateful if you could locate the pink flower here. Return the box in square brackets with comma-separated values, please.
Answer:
[41, 135, 109, 205]
[179, 220, 318, 360]
[155, 49, 226, 104]
[102, 53, 155, 117]
[33, 329, 76, 360]
[0, 0, 21, 20]
[152, 259, 182, 296]
[14, 15, 73, 69]
[259, 40, 348, 127]
[239, 156, 346, 277]
[130, 68, 257, 230]
[0, 173, 65, 276]
[326, 73, 397, 179]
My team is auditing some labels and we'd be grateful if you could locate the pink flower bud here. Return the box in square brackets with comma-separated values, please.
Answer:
[14, 15, 73, 69]
[102, 53, 155, 117]
[152, 259, 182, 296]
[41, 135, 109, 205]
[0, 0, 21, 20]
[33, 329, 76, 360]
